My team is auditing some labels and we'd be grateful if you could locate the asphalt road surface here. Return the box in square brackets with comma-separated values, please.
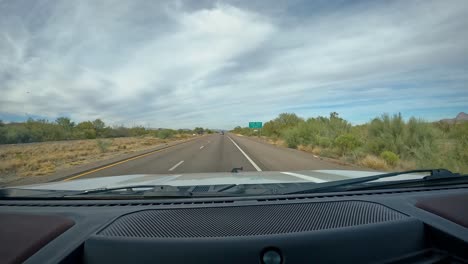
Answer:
[72, 133, 357, 180]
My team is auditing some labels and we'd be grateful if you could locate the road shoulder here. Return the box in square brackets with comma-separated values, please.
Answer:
[229, 134, 366, 171]
[2, 136, 203, 187]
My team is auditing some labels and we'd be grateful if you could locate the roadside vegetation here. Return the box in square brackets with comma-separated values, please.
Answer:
[0, 117, 213, 181]
[0, 117, 212, 144]
[0, 136, 192, 181]
[232, 112, 468, 173]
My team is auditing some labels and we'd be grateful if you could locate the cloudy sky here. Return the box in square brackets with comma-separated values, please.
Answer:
[1, 0, 467, 128]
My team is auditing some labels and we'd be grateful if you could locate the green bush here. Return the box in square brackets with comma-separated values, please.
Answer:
[0, 117, 188, 144]
[262, 113, 303, 137]
[157, 129, 175, 139]
[282, 128, 301, 148]
[231, 126, 257, 136]
[334, 134, 360, 155]
[317, 136, 332, 148]
[129, 126, 148, 137]
[319, 148, 339, 158]
[235, 112, 467, 173]
[380, 151, 399, 166]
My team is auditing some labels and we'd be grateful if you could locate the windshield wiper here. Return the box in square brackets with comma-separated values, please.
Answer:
[66, 184, 245, 198]
[0, 184, 241, 199]
[283, 169, 465, 195]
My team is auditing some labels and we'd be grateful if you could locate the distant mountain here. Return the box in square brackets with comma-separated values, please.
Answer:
[439, 112, 468, 124]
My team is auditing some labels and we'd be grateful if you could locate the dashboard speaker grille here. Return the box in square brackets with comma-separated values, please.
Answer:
[98, 201, 407, 238]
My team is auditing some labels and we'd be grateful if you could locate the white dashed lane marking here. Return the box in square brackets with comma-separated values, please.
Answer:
[168, 160, 184, 171]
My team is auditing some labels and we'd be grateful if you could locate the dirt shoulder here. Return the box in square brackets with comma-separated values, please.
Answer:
[234, 134, 371, 170]
[0, 135, 198, 186]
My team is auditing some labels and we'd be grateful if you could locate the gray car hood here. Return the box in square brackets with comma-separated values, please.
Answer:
[13, 170, 426, 191]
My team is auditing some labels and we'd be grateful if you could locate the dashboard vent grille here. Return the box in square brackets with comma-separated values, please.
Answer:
[98, 201, 406, 238]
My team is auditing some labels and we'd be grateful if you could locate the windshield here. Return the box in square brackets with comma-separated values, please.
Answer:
[0, 0, 467, 197]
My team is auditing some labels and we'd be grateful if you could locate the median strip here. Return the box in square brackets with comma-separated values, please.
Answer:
[227, 136, 262, 171]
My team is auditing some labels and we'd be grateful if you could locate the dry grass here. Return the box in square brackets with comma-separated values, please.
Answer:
[268, 138, 287, 148]
[359, 155, 389, 170]
[0, 135, 193, 179]
[396, 160, 418, 171]
[297, 145, 323, 156]
[297, 145, 313, 152]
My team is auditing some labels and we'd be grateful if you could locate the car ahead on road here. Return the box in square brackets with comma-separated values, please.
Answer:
[1, 169, 467, 263]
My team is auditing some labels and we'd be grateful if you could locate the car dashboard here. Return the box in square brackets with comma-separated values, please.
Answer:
[1, 184, 468, 264]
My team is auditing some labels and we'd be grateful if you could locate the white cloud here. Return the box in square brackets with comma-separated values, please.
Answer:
[0, 0, 467, 128]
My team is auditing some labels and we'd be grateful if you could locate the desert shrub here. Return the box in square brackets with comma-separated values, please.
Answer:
[0, 118, 190, 144]
[231, 126, 257, 136]
[157, 129, 175, 139]
[319, 148, 339, 158]
[359, 155, 388, 170]
[96, 139, 112, 153]
[282, 127, 302, 148]
[262, 113, 304, 137]
[229, 112, 466, 173]
[316, 136, 332, 148]
[380, 151, 399, 166]
[334, 134, 361, 155]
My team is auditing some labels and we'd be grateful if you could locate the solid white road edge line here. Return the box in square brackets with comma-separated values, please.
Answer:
[168, 160, 184, 171]
[227, 136, 262, 171]
[280, 172, 327, 183]
[200, 145, 204, 149]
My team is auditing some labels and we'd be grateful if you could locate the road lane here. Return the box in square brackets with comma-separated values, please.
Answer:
[76, 134, 257, 179]
[176, 134, 256, 173]
[64, 132, 359, 180]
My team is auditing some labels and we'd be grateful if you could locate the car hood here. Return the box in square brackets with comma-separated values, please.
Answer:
[11, 170, 426, 191]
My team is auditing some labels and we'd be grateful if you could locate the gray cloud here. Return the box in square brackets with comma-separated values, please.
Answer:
[1, 0, 467, 128]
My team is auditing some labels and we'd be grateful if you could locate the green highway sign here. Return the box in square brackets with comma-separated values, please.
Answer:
[249, 122, 263, 128]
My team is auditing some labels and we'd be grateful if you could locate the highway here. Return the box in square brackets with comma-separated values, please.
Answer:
[66, 133, 357, 181]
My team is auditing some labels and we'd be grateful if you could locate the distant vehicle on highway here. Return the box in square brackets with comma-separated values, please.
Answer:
[220, 131, 224, 135]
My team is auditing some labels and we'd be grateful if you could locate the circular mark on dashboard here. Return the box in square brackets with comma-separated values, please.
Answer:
[261, 247, 282, 264]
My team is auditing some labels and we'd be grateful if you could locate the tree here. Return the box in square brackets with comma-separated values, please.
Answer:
[75, 121, 96, 139]
[56, 117, 75, 129]
[194, 127, 204, 134]
[276, 113, 303, 127]
[92, 119, 105, 130]
[262, 113, 304, 137]
[76, 121, 94, 130]
[0, 122, 6, 143]
[92, 119, 106, 137]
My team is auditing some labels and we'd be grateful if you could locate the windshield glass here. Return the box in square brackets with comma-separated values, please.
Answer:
[0, 0, 467, 197]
